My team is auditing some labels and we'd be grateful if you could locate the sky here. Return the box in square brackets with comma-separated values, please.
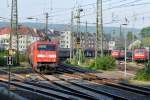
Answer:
[0, 0, 150, 29]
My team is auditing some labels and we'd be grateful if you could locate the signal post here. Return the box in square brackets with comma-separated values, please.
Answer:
[7, 49, 15, 92]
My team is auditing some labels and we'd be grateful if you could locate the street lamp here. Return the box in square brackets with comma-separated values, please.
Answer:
[27, 17, 38, 23]
[122, 23, 128, 78]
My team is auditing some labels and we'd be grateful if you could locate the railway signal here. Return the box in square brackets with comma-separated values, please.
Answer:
[8, 49, 16, 56]
[7, 55, 13, 92]
[7, 56, 13, 66]
[74, 7, 84, 65]
[76, 37, 80, 45]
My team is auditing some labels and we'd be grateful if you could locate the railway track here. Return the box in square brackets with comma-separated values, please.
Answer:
[55, 74, 148, 100]
[0, 79, 76, 100]
[34, 70, 101, 100]
[58, 64, 95, 73]
[35, 70, 131, 100]
[0, 65, 149, 100]
[56, 64, 150, 100]
[0, 69, 94, 99]
[0, 70, 71, 99]
[0, 74, 98, 99]
[0, 69, 103, 100]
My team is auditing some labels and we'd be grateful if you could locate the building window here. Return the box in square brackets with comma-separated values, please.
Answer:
[61, 41, 65, 43]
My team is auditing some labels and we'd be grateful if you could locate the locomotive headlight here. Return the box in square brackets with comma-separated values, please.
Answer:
[48, 55, 56, 58]
[37, 54, 45, 58]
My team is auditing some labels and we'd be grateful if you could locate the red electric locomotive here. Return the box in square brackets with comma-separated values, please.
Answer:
[111, 50, 125, 60]
[134, 48, 149, 62]
[27, 41, 59, 72]
[111, 50, 132, 61]
[111, 50, 120, 59]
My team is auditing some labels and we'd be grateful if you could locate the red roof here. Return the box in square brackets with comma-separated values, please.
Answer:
[0, 27, 11, 35]
[0, 26, 37, 35]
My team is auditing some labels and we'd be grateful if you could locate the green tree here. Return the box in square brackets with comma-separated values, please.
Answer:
[141, 37, 150, 47]
[128, 40, 141, 50]
[127, 31, 137, 41]
[140, 27, 150, 38]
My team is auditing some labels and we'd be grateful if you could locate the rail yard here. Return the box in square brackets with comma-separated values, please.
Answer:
[0, 62, 149, 100]
[0, 0, 150, 100]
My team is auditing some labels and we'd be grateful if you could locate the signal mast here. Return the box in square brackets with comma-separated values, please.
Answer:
[10, 0, 19, 65]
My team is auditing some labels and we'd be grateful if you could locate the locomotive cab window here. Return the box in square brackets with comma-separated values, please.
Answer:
[38, 44, 56, 51]
[135, 50, 144, 54]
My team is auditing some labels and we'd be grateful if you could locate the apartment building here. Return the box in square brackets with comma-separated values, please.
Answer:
[0, 26, 41, 52]
[59, 31, 108, 50]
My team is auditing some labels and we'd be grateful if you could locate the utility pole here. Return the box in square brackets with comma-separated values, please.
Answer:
[132, 14, 136, 62]
[96, 0, 103, 59]
[85, 21, 87, 33]
[50, 0, 53, 29]
[70, 11, 74, 62]
[11, 0, 19, 65]
[45, 13, 49, 40]
[85, 21, 88, 50]
[119, 24, 122, 49]
[76, 8, 83, 65]
[124, 24, 127, 78]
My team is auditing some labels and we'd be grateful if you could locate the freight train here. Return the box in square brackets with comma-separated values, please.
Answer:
[27, 41, 59, 72]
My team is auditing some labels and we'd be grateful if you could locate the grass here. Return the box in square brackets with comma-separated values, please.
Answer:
[134, 62, 150, 81]
[128, 79, 150, 86]
[0, 66, 30, 72]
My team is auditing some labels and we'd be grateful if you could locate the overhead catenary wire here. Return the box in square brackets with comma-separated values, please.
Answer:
[104, 0, 144, 10]
[4, 0, 145, 20]
[2, 1, 150, 25]
[23, 0, 136, 20]
[2, 0, 150, 28]
[24, 0, 146, 19]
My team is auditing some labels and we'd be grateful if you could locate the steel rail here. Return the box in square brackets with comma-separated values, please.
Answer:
[35, 70, 99, 100]
[24, 81, 98, 100]
[53, 74, 127, 100]
[105, 83, 150, 96]
[0, 79, 73, 100]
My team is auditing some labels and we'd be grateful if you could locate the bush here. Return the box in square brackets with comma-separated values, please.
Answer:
[0, 51, 8, 66]
[135, 62, 150, 81]
[19, 54, 27, 62]
[64, 58, 71, 64]
[0, 51, 27, 66]
[0, 56, 17, 66]
[89, 56, 116, 70]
